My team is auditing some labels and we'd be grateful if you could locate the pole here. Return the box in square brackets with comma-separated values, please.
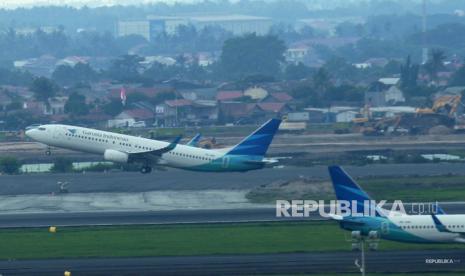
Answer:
[361, 239, 366, 276]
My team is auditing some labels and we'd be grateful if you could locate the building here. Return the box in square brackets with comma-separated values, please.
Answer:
[189, 15, 272, 36]
[117, 15, 272, 41]
[108, 108, 154, 128]
[154, 99, 218, 126]
[116, 20, 153, 41]
[365, 78, 405, 107]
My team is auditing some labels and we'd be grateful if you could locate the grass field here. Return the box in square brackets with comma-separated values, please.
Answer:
[247, 174, 465, 203]
[359, 175, 465, 202]
[1, 221, 464, 260]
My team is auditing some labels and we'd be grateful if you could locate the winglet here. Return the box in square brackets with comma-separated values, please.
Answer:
[167, 135, 182, 150]
[434, 202, 446, 215]
[187, 133, 201, 147]
[432, 214, 451, 233]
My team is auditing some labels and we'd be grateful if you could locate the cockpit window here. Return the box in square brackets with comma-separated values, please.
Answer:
[38, 127, 46, 131]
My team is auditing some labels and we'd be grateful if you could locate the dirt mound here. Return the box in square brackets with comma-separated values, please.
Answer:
[246, 177, 334, 203]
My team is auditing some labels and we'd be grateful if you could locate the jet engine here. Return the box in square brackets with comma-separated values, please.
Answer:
[104, 149, 129, 163]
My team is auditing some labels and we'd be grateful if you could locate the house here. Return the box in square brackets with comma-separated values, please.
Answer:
[154, 99, 218, 126]
[14, 55, 58, 77]
[23, 101, 48, 116]
[285, 46, 310, 64]
[108, 108, 154, 128]
[262, 92, 294, 103]
[384, 86, 405, 104]
[257, 102, 291, 115]
[219, 102, 258, 124]
[365, 78, 405, 107]
[48, 97, 68, 115]
[304, 106, 359, 123]
[216, 90, 243, 102]
[244, 86, 268, 101]
[335, 110, 358, 123]
[180, 87, 217, 101]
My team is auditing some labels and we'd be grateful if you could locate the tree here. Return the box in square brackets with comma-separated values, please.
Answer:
[51, 157, 73, 173]
[52, 63, 98, 86]
[64, 92, 89, 116]
[103, 98, 123, 116]
[30, 77, 58, 102]
[312, 68, 331, 98]
[107, 55, 144, 83]
[424, 49, 446, 82]
[400, 55, 419, 90]
[219, 34, 286, 80]
[285, 63, 312, 80]
[0, 156, 21, 174]
[451, 65, 465, 86]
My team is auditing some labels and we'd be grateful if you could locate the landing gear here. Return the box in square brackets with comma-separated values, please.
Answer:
[140, 166, 152, 174]
[45, 147, 51, 156]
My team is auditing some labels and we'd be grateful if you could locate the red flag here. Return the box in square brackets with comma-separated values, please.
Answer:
[120, 87, 127, 106]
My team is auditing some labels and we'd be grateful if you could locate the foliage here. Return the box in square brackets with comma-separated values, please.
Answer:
[400, 55, 419, 90]
[64, 92, 89, 116]
[50, 157, 74, 173]
[3, 111, 36, 130]
[284, 62, 313, 80]
[451, 65, 465, 86]
[52, 63, 99, 86]
[0, 156, 21, 174]
[30, 77, 58, 102]
[0, 68, 33, 86]
[103, 99, 124, 116]
[423, 49, 446, 81]
[219, 34, 286, 80]
[106, 55, 144, 83]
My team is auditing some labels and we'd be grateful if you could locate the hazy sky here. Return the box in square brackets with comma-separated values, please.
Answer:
[0, 0, 205, 9]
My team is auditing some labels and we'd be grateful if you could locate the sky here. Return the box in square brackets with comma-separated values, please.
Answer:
[0, 0, 205, 9]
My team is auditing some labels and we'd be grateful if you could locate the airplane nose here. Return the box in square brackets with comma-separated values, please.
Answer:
[25, 129, 36, 139]
[25, 129, 32, 137]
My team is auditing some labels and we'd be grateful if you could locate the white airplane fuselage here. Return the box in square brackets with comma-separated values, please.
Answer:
[25, 123, 275, 173]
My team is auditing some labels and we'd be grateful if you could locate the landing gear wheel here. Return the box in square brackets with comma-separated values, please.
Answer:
[45, 150, 51, 156]
[140, 166, 152, 174]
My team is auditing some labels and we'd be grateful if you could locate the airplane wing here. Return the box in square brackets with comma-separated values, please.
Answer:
[128, 136, 182, 163]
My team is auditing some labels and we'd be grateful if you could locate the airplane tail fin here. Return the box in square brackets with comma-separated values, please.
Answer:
[227, 118, 281, 157]
[328, 166, 384, 217]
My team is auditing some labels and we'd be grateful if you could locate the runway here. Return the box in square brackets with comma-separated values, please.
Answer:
[0, 208, 299, 228]
[1, 250, 464, 275]
[2, 202, 465, 228]
[3, 163, 465, 195]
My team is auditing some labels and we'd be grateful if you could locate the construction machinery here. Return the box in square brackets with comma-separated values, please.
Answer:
[354, 95, 462, 136]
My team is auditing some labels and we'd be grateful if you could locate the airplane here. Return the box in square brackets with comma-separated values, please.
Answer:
[25, 119, 281, 174]
[327, 165, 465, 244]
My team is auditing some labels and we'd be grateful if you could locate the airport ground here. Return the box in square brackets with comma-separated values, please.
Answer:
[2, 133, 465, 275]
[1, 222, 465, 275]
[5, 132, 465, 162]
